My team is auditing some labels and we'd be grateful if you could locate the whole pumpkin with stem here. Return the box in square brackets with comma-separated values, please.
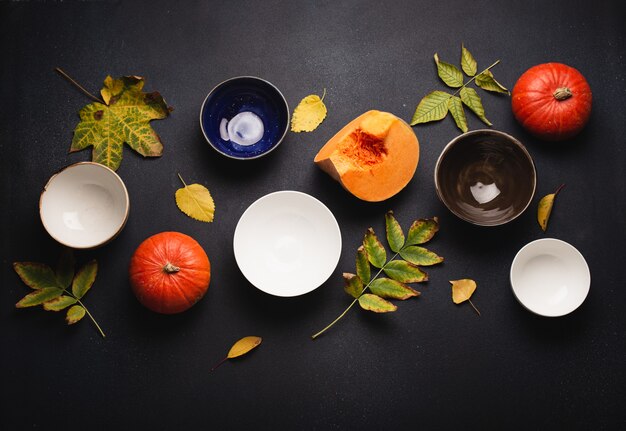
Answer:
[511, 62, 592, 141]
[129, 231, 211, 314]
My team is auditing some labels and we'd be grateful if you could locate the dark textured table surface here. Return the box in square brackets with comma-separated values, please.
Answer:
[2, 1, 625, 429]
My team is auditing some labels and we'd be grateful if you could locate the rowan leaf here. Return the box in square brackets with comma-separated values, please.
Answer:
[43, 295, 77, 311]
[410, 90, 450, 126]
[406, 217, 439, 246]
[434, 53, 463, 88]
[175, 174, 215, 223]
[16, 287, 63, 308]
[363, 228, 386, 268]
[70, 75, 171, 171]
[55, 248, 75, 289]
[66, 305, 86, 325]
[369, 278, 420, 300]
[451, 279, 481, 315]
[384, 260, 428, 283]
[343, 273, 363, 299]
[475, 70, 509, 94]
[358, 293, 397, 313]
[385, 211, 405, 253]
[538, 184, 565, 232]
[460, 87, 492, 126]
[400, 246, 444, 266]
[72, 260, 97, 300]
[461, 44, 477, 76]
[13, 262, 59, 290]
[355, 246, 370, 285]
[291, 89, 327, 132]
[448, 96, 468, 132]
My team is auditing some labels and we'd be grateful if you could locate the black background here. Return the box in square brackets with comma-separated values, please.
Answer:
[2, 1, 625, 429]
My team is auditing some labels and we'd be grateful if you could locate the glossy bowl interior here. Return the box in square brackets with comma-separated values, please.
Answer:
[40, 162, 129, 249]
[434, 129, 536, 226]
[510, 238, 591, 317]
[200, 76, 289, 160]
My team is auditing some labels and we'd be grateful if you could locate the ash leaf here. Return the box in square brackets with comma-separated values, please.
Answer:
[369, 278, 420, 300]
[16, 287, 63, 308]
[406, 217, 439, 246]
[355, 246, 370, 285]
[448, 96, 468, 132]
[384, 260, 428, 283]
[461, 44, 478, 77]
[385, 211, 405, 253]
[13, 262, 59, 290]
[55, 248, 75, 289]
[358, 293, 397, 313]
[66, 305, 86, 324]
[343, 273, 363, 299]
[475, 70, 509, 94]
[410, 90, 450, 126]
[72, 260, 97, 300]
[400, 246, 444, 266]
[44, 295, 77, 312]
[363, 228, 386, 268]
[434, 53, 464, 88]
[460, 87, 492, 126]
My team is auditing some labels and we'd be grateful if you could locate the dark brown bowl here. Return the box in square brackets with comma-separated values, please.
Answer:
[434, 129, 536, 226]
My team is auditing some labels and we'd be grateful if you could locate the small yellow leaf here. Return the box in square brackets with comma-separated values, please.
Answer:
[227, 336, 263, 359]
[290, 89, 327, 132]
[175, 174, 215, 223]
[538, 184, 565, 232]
[450, 279, 480, 315]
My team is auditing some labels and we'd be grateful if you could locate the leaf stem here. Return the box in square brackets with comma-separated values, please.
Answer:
[210, 356, 228, 372]
[55, 67, 105, 104]
[311, 252, 399, 340]
[77, 299, 106, 338]
[177, 173, 187, 187]
[468, 299, 481, 316]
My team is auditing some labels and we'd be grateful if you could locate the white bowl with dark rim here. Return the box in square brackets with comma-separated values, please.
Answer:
[40, 162, 130, 249]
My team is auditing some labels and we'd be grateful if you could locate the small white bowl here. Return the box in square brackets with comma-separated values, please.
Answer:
[233, 191, 342, 297]
[40, 162, 130, 249]
[510, 238, 590, 317]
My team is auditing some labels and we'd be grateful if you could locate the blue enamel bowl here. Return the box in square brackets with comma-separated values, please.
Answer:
[200, 76, 290, 160]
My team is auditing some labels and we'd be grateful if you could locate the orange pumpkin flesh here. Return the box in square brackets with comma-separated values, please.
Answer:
[129, 231, 211, 314]
[314, 110, 419, 202]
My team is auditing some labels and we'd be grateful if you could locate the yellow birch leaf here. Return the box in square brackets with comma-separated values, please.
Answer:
[450, 279, 480, 315]
[211, 336, 262, 371]
[537, 184, 565, 232]
[175, 174, 215, 223]
[290, 89, 327, 132]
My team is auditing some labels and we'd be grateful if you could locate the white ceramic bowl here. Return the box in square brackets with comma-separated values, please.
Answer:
[510, 238, 590, 317]
[40, 162, 130, 249]
[233, 191, 342, 297]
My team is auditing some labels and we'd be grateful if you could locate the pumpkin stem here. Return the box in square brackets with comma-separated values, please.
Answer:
[163, 262, 180, 273]
[553, 87, 573, 101]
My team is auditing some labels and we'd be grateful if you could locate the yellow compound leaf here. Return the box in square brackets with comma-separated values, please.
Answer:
[537, 184, 565, 232]
[175, 174, 215, 223]
[290, 89, 327, 132]
[450, 279, 480, 315]
[211, 336, 262, 372]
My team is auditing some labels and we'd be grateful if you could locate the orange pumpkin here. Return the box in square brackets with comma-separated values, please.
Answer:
[129, 231, 211, 314]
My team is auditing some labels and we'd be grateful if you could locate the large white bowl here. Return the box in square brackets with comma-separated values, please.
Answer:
[233, 191, 342, 297]
[510, 238, 590, 317]
[40, 162, 129, 249]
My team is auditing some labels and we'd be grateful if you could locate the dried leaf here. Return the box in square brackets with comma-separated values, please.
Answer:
[434, 53, 464, 88]
[451, 279, 480, 315]
[400, 246, 444, 266]
[66, 305, 86, 325]
[460, 87, 492, 126]
[406, 217, 439, 246]
[228, 336, 263, 359]
[384, 260, 428, 283]
[358, 293, 397, 313]
[355, 246, 370, 285]
[363, 228, 386, 268]
[385, 211, 405, 253]
[71, 75, 172, 171]
[475, 70, 509, 94]
[16, 287, 63, 308]
[291, 89, 327, 132]
[538, 184, 565, 232]
[461, 44, 477, 76]
[343, 273, 363, 299]
[43, 295, 77, 311]
[13, 262, 59, 290]
[369, 278, 419, 300]
[448, 96, 468, 132]
[72, 260, 97, 300]
[410, 90, 450, 126]
[55, 249, 75, 289]
[175, 174, 215, 223]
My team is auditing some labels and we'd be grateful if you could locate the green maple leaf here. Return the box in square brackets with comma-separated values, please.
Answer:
[70, 75, 172, 171]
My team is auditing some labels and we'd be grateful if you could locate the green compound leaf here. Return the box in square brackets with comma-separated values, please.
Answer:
[355, 246, 371, 285]
[72, 260, 98, 299]
[406, 217, 440, 246]
[343, 273, 363, 299]
[385, 211, 405, 253]
[55, 248, 75, 289]
[410, 90, 450, 126]
[43, 295, 78, 312]
[460, 87, 492, 126]
[13, 262, 60, 290]
[66, 305, 86, 325]
[461, 44, 478, 76]
[434, 53, 464, 88]
[400, 246, 444, 266]
[71, 75, 172, 171]
[369, 278, 420, 300]
[384, 260, 428, 283]
[16, 287, 63, 308]
[363, 228, 387, 268]
[358, 293, 397, 313]
[448, 96, 468, 132]
[475, 70, 509, 94]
